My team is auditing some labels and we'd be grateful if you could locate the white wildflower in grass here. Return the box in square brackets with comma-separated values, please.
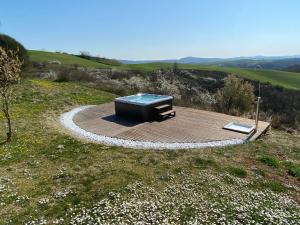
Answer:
[15, 195, 29, 204]
[53, 189, 74, 199]
[65, 171, 300, 225]
[1, 153, 13, 161]
[38, 197, 50, 206]
[0, 184, 6, 193]
[52, 218, 64, 224]
[24, 217, 47, 225]
[53, 167, 69, 180]
[0, 177, 19, 208]
[22, 168, 31, 176]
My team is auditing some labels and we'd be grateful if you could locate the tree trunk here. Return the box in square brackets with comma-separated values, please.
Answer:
[2, 94, 11, 142]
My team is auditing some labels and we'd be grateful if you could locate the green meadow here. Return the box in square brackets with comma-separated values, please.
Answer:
[29, 50, 111, 69]
[0, 79, 299, 224]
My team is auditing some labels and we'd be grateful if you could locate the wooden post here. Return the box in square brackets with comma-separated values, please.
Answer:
[255, 97, 261, 131]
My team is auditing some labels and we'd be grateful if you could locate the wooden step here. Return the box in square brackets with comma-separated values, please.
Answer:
[155, 104, 171, 110]
[159, 109, 176, 116]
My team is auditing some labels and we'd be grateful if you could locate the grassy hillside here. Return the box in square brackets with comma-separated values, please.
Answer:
[123, 63, 300, 90]
[29, 50, 300, 89]
[0, 79, 299, 224]
[29, 50, 111, 68]
[197, 66, 300, 90]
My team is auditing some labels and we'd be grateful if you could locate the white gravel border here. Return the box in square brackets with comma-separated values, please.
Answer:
[60, 105, 245, 150]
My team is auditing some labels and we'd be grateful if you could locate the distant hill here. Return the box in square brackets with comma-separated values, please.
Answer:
[120, 57, 221, 64]
[121, 59, 177, 64]
[120, 57, 224, 64]
[122, 56, 300, 74]
[284, 64, 300, 73]
[177, 57, 223, 64]
[121, 55, 300, 65]
[211, 58, 300, 71]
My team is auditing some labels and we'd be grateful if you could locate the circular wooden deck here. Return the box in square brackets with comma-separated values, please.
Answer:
[61, 103, 270, 149]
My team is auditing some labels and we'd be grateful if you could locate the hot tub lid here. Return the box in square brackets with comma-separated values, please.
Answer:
[115, 93, 173, 105]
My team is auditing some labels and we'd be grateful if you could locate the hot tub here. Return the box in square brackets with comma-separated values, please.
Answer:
[115, 93, 173, 122]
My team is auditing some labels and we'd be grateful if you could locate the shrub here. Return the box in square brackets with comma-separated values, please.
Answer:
[257, 155, 279, 168]
[55, 68, 70, 82]
[288, 165, 300, 179]
[32, 61, 46, 69]
[155, 76, 182, 99]
[189, 87, 216, 107]
[271, 114, 282, 129]
[124, 76, 150, 93]
[285, 161, 300, 179]
[215, 75, 255, 116]
[54, 67, 93, 82]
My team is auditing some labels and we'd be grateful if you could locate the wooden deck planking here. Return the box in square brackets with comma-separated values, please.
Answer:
[73, 103, 270, 144]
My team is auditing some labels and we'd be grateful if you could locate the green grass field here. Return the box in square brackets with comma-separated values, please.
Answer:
[29, 50, 300, 90]
[0, 79, 299, 224]
[29, 50, 111, 69]
[123, 63, 300, 90]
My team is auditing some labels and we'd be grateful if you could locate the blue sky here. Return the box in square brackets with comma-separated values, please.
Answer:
[0, 0, 299, 59]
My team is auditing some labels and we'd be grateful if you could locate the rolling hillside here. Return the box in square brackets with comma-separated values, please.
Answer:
[123, 63, 300, 90]
[29, 50, 300, 90]
[210, 58, 300, 71]
[29, 50, 111, 68]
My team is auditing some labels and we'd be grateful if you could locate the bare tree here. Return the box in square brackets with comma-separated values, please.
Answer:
[0, 47, 22, 142]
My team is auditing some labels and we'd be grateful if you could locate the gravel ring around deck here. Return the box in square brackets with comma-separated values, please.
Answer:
[60, 105, 245, 150]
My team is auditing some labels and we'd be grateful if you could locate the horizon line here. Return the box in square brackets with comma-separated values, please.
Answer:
[29, 49, 300, 61]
